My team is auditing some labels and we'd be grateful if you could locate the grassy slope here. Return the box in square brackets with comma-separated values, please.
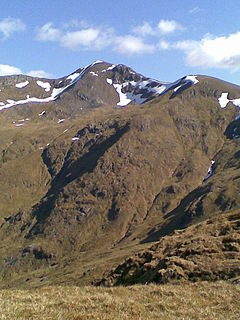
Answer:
[0, 282, 239, 320]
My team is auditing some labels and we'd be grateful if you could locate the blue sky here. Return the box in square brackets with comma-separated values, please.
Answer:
[1, 0, 240, 84]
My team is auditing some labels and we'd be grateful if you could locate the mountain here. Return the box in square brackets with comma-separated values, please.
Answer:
[0, 60, 202, 115]
[0, 60, 239, 288]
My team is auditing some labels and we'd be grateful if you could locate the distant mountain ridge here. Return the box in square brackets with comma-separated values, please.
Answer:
[1, 60, 240, 121]
[0, 60, 201, 111]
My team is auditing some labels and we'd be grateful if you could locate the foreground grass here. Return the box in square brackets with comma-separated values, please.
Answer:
[0, 282, 239, 320]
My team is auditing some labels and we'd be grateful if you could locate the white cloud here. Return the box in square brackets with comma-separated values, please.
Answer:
[92, 28, 114, 50]
[114, 35, 155, 55]
[0, 64, 51, 78]
[189, 7, 201, 14]
[158, 19, 183, 34]
[36, 22, 61, 41]
[27, 70, 52, 78]
[133, 20, 185, 37]
[175, 32, 240, 71]
[62, 19, 89, 30]
[37, 20, 186, 55]
[0, 18, 26, 38]
[61, 28, 100, 49]
[132, 22, 155, 37]
[36, 22, 114, 50]
[0, 64, 22, 76]
[60, 28, 114, 50]
[158, 40, 170, 50]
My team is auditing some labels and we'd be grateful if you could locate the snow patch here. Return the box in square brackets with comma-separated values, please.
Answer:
[67, 72, 80, 82]
[37, 80, 51, 92]
[101, 64, 116, 72]
[218, 93, 240, 119]
[122, 81, 137, 88]
[113, 84, 132, 106]
[16, 81, 29, 89]
[106, 64, 116, 71]
[218, 93, 229, 108]
[106, 78, 113, 85]
[232, 98, 240, 108]
[90, 71, 98, 77]
[174, 84, 183, 92]
[92, 60, 103, 66]
[138, 80, 152, 89]
[123, 91, 147, 105]
[101, 63, 116, 73]
[0, 95, 55, 111]
[72, 137, 80, 141]
[152, 84, 168, 95]
[39, 110, 46, 116]
[185, 75, 199, 84]
[7, 99, 15, 104]
[204, 160, 215, 181]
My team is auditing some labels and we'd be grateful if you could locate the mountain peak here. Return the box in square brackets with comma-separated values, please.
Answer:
[0, 61, 240, 120]
[0, 61, 200, 112]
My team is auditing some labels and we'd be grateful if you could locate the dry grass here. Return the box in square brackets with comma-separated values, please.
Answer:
[0, 282, 239, 320]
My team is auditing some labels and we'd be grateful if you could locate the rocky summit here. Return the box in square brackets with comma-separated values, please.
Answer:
[0, 60, 239, 288]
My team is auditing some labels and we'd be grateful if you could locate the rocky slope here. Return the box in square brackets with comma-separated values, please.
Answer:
[100, 209, 240, 286]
